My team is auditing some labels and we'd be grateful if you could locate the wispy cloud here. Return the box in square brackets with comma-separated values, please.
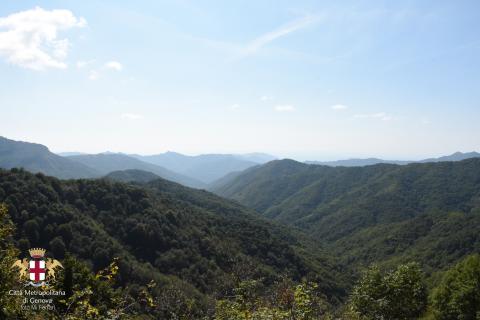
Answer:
[82, 60, 123, 80]
[354, 112, 392, 121]
[105, 61, 123, 71]
[121, 113, 143, 120]
[331, 104, 348, 111]
[260, 95, 274, 101]
[76, 59, 95, 69]
[0, 7, 86, 70]
[275, 105, 296, 112]
[233, 15, 320, 60]
[229, 103, 240, 110]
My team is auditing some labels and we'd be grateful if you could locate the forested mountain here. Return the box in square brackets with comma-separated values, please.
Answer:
[0, 137, 99, 179]
[306, 151, 480, 167]
[67, 153, 206, 188]
[0, 168, 349, 316]
[105, 169, 161, 183]
[213, 158, 480, 271]
[133, 152, 275, 184]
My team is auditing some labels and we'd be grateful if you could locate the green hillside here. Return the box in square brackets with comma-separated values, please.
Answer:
[104, 169, 161, 183]
[0, 168, 349, 316]
[213, 158, 480, 271]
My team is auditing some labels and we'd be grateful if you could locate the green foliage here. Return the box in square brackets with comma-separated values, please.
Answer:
[0, 203, 24, 319]
[214, 279, 331, 320]
[0, 203, 134, 319]
[431, 254, 480, 320]
[54, 256, 125, 319]
[348, 262, 427, 320]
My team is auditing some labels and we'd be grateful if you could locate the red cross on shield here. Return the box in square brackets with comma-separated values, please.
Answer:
[29, 259, 46, 282]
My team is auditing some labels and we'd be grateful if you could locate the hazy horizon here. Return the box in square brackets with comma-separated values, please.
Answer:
[16, 134, 478, 163]
[54, 150, 480, 163]
[1, 1, 479, 161]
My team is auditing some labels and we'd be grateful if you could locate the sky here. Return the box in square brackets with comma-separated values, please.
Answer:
[0, 0, 479, 161]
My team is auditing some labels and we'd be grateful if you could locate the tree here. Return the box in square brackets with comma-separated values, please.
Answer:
[348, 262, 427, 320]
[0, 203, 24, 319]
[50, 236, 66, 258]
[431, 254, 480, 320]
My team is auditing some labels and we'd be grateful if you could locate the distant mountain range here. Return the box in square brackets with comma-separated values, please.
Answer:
[0, 136, 275, 188]
[66, 153, 205, 188]
[306, 151, 480, 167]
[3, 135, 479, 192]
[0, 137, 202, 187]
[131, 152, 275, 184]
[0, 137, 98, 179]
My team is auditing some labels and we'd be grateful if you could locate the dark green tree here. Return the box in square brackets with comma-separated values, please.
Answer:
[50, 236, 66, 258]
[431, 254, 480, 320]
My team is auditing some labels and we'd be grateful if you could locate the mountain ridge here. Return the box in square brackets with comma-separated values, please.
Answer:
[68, 153, 206, 188]
[0, 136, 99, 179]
[306, 151, 480, 167]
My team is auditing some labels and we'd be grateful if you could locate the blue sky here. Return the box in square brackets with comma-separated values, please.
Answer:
[0, 0, 479, 160]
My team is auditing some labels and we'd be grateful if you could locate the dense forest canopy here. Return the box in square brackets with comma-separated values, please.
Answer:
[213, 158, 480, 272]
[0, 168, 348, 317]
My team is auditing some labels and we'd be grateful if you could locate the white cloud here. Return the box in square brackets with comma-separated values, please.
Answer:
[275, 105, 296, 112]
[354, 112, 392, 121]
[105, 61, 123, 71]
[88, 70, 99, 80]
[0, 7, 86, 70]
[229, 104, 240, 110]
[331, 104, 348, 111]
[121, 113, 143, 120]
[260, 95, 273, 101]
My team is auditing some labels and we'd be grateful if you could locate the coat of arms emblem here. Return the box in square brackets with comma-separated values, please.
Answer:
[11, 248, 63, 287]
